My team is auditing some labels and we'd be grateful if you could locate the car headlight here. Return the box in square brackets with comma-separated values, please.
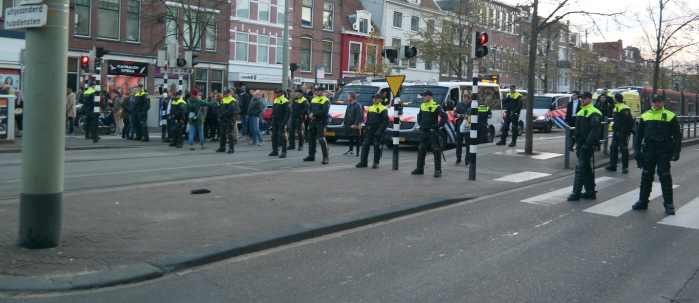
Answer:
[536, 116, 546, 121]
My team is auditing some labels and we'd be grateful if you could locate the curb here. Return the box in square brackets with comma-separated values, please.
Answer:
[0, 145, 137, 154]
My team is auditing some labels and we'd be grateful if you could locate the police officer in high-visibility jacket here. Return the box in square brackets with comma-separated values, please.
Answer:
[632, 94, 682, 215]
[497, 85, 523, 147]
[269, 89, 291, 158]
[567, 92, 603, 201]
[356, 94, 389, 169]
[288, 89, 309, 151]
[168, 91, 187, 148]
[303, 87, 331, 164]
[605, 93, 635, 173]
[81, 82, 97, 140]
[477, 98, 492, 144]
[412, 90, 448, 177]
[217, 89, 241, 154]
[133, 84, 150, 142]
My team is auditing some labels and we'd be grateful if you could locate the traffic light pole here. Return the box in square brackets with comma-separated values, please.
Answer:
[19, 0, 69, 248]
[469, 60, 479, 181]
[392, 97, 401, 170]
[92, 62, 102, 143]
[281, 0, 290, 90]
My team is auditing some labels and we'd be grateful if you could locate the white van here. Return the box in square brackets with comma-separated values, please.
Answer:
[325, 80, 392, 142]
[530, 93, 572, 132]
[384, 81, 502, 147]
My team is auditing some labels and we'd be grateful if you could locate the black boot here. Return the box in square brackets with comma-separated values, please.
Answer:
[279, 152, 287, 158]
[303, 155, 315, 161]
[660, 173, 675, 215]
[322, 157, 329, 164]
[455, 158, 461, 166]
[412, 151, 426, 175]
[360, 143, 370, 166]
[411, 166, 424, 175]
[496, 140, 506, 145]
[216, 147, 226, 152]
[508, 141, 516, 147]
[632, 170, 655, 210]
[373, 144, 382, 169]
[320, 138, 329, 164]
[622, 167, 629, 174]
[433, 152, 442, 177]
[581, 167, 597, 199]
[372, 162, 379, 169]
[269, 150, 279, 156]
[605, 165, 617, 172]
[356, 162, 368, 168]
[287, 145, 295, 150]
[567, 166, 585, 201]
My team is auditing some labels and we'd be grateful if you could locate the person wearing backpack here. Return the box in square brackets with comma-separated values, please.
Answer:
[187, 88, 218, 150]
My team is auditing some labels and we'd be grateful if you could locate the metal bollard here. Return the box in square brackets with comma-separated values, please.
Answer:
[602, 117, 609, 156]
[564, 125, 572, 168]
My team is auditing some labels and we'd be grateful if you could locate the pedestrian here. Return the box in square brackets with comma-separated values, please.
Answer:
[186, 88, 217, 150]
[303, 87, 331, 164]
[356, 94, 388, 169]
[203, 91, 215, 140]
[126, 89, 137, 140]
[133, 84, 150, 142]
[454, 93, 471, 166]
[163, 91, 174, 143]
[496, 85, 523, 147]
[111, 90, 123, 136]
[288, 88, 309, 151]
[216, 90, 240, 154]
[66, 87, 77, 136]
[567, 92, 603, 201]
[632, 94, 682, 215]
[205, 91, 220, 141]
[269, 89, 290, 158]
[13, 90, 23, 137]
[595, 89, 613, 118]
[343, 92, 363, 156]
[80, 83, 97, 140]
[239, 85, 252, 139]
[411, 90, 448, 177]
[477, 95, 492, 144]
[169, 91, 187, 148]
[566, 91, 581, 152]
[605, 93, 635, 174]
[248, 90, 266, 146]
[121, 89, 132, 139]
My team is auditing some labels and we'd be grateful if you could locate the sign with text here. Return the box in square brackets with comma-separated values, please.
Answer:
[4, 5, 47, 29]
[107, 60, 149, 77]
[316, 67, 325, 79]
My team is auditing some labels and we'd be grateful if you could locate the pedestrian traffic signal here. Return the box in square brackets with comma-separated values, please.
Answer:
[402, 46, 418, 59]
[95, 47, 111, 58]
[381, 48, 399, 64]
[185, 51, 200, 68]
[290, 63, 300, 72]
[80, 56, 90, 70]
[472, 31, 489, 58]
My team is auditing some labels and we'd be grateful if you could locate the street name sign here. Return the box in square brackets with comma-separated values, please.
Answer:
[4, 5, 47, 29]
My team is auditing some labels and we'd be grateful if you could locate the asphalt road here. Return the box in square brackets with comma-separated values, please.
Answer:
[4, 133, 699, 303]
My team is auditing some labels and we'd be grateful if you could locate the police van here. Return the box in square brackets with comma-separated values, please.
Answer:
[383, 80, 502, 148]
[531, 93, 572, 132]
[325, 80, 392, 142]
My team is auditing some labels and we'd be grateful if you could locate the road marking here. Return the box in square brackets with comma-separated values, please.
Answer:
[492, 149, 562, 160]
[584, 183, 679, 217]
[521, 177, 623, 206]
[658, 196, 699, 229]
[494, 171, 551, 183]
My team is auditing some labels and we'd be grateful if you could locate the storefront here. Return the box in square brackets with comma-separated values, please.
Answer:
[106, 60, 149, 96]
[154, 67, 189, 95]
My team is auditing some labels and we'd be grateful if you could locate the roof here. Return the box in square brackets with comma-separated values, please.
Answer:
[341, 0, 381, 36]
[389, 0, 441, 12]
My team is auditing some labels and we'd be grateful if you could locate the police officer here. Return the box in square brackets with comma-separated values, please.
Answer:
[497, 85, 523, 147]
[269, 89, 291, 158]
[605, 93, 635, 173]
[81, 82, 97, 140]
[356, 94, 388, 169]
[381, 90, 390, 106]
[477, 96, 492, 144]
[567, 92, 603, 201]
[303, 87, 331, 164]
[288, 89, 309, 151]
[217, 89, 241, 154]
[168, 91, 187, 148]
[454, 94, 471, 166]
[133, 84, 150, 142]
[632, 94, 682, 215]
[411, 90, 448, 177]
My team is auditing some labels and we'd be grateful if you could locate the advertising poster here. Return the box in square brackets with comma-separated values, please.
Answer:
[0, 69, 21, 95]
[0, 98, 7, 138]
[106, 76, 145, 96]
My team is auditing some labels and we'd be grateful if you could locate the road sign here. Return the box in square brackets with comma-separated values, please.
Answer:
[4, 5, 47, 29]
[316, 67, 325, 79]
[386, 75, 406, 97]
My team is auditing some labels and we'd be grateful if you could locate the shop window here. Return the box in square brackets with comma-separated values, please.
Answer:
[237, 0, 249, 18]
[302, 0, 312, 27]
[349, 43, 361, 71]
[75, 0, 90, 36]
[300, 38, 311, 72]
[258, 36, 269, 63]
[322, 3, 333, 30]
[236, 33, 249, 61]
[393, 11, 402, 28]
[126, 0, 140, 42]
[322, 41, 332, 73]
[98, 0, 120, 39]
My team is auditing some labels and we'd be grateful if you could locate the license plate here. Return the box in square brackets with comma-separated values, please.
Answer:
[326, 132, 335, 136]
[399, 137, 406, 141]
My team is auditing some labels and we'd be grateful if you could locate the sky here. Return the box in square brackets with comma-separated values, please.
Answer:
[496, 0, 699, 65]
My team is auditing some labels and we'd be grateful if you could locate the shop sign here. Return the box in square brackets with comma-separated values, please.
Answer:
[107, 60, 149, 77]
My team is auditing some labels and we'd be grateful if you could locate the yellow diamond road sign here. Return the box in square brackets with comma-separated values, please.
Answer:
[386, 75, 406, 97]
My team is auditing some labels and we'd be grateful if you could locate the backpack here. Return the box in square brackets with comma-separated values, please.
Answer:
[189, 106, 201, 121]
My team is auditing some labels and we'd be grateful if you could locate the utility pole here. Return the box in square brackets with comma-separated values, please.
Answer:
[524, 0, 538, 155]
[18, 0, 69, 248]
[281, 0, 290, 90]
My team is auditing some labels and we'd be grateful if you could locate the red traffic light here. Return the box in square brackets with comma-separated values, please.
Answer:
[478, 33, 488, 44]
[80, 56, 90, 69]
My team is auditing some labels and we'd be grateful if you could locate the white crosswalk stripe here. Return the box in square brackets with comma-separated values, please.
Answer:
[658, 196, 699, 229]
[583, 183, 680, 217]
[521, 177, 624, 206]
[494, 172, 551, 183]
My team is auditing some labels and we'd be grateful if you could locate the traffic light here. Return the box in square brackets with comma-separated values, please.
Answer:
[290, 63, 300, 72]
[381, 48, 399, 64]
[471, 31, 489, 58]
[401, 46, 417, 59]
[185, 51, 200, 68]
[95, 47, 111, 58]
[80, 56, 90, 70]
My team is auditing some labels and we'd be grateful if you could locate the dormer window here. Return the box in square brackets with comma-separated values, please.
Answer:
[408, 0, 420, 4]
[359, 18, 369, 33]
[350, 11, 373, 34]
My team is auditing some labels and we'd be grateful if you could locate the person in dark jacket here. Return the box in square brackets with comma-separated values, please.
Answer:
[497, 85, 523, 147]
[133, 84, 150, 142]
[216, 90, 241, 154]
[269, 89, 291, 158]
[303, 87, 331, 164]
[344, 92, 364, 156]
[204, 92, 220, 141]
[81, 83, 97, 140]
[288, 89, 309, 151]
[168, 91, 187, 148]
[595, 90, 613, 118]
[605, 93, 636, 173]
[567, 92, 603, 201]
[454, 94, 471, 166]
[566, 91, 582, 151]
[239, 85, 252, 138]
[248, 91, 266, 145]
[356, 94, 389, 168]
[477, 97, 492, 144]
[411, 90, 448, 177]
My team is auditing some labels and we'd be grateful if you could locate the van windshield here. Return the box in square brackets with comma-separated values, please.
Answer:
[400, 86, 449, 107]
[533, 96, 554, 109]
[332, 86, 379, 106]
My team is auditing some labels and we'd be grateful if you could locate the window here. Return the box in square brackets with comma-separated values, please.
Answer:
[276, 39, 284, 64]
[98, 0, 119, 39]
[67, 57, 79, 91]
[425, 60, 432, 70]
[237, 0, 249, 18]
[359, 18, 368, 34]
[166, 7, 178, 43]
[349, 43, 361, 71]
[258, 36, 269, 63]
[183, 10, 201, 49]
[366, 44, 377, 65]
[236, 33, 249, 61]
[322, 3, 333, 30]
[75, 0, 90, 36]
[126, 0, 140, 41]
[322, 41, 332, 73]
[277, 1, 285, 24]
[393, 11, 402, 28]
[211, 70, 223, 93]
[302, 0, 312, 27]
[300, 38, 312, 72]
[258, 1, 269, 22]
[410, 16, 419, 31]
[205, 14, 216, 50]
[195, 69, 208, 96]
[426, 19, 434, 33]
[409, 59, 416, 68]
[392, 38, 401, 48]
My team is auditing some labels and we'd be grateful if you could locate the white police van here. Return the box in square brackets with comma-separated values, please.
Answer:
[325, 80, 392, 142]
[531, 93, 572, 132]
[384, 80, 502, 148]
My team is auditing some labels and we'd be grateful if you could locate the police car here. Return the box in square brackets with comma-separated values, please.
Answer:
[531, 93, 572, 132]
[325, 80, 392, 142]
